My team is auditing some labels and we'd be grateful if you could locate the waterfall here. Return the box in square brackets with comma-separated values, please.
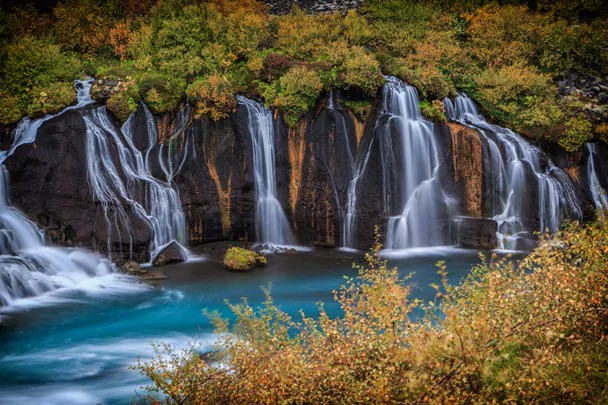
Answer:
[237, 96, 294, 246]
[586, 143, 608, 218]
[380, 77, 456, 249]
[81, 103, 190, 261]
[444, 94, 582, 248]
[326, 91, 373, 248]
[0, 80, 116, 307]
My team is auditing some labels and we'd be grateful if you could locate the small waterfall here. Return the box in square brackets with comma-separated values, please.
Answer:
[380, 77, 456, 249]
[0, 80, 115, 306]
[444, 94, 582, 248]
[81, 103, 190, 261]
[586, 143, 608, 218]
[237, 96, 294, 246]
[326, 91, 373, 248]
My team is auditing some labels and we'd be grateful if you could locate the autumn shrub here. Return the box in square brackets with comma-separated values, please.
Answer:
[186, 74, 236, 121]
[134, 220, 608, 404]
[0, 92, 24, 125]
[341, 46, 383, 96]
[420, 100, 447, 124]
[262, 66, 323, 127]
[0, 36, 82, 124]
[261, 53, 295, 82]
[138, 72, 185, 114]
[106, 90, 138, 123]
[560, 114, 594, 152]
[53, 0, 113, 56]
[25, 82, 76, 117]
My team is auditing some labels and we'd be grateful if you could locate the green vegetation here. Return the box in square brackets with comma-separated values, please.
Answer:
[135, 220, 608, 403]
[0, 0, 606, 150]
[223, 247, 267, 272]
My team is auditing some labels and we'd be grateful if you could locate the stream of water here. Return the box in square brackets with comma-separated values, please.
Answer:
[0, 249, 512, 405]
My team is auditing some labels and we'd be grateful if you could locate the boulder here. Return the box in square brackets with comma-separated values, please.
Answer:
[152, 241, 189, 266]
[141, 271, 169, 281]
[455, 217, 497, 250]
[119, 260, 148, 275]
[223, 247, 267, 271]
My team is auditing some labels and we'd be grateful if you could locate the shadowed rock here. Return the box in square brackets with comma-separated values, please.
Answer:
[152, 241, 188, 266]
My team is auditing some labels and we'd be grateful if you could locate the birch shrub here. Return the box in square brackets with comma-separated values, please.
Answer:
[134, 220, 608, 404]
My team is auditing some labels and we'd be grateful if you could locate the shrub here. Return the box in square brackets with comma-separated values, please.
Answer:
[342, 99, 373, 121]
[135, 219, 608, 404]
[186, 74, 236, 121]
[53, 0, 112, 56]
[0, 92, 23, 125]
[107, 90, 137, 123]
[138, 72, 185, 114]
[262, 66, 323, 127]
[561, 114, 594, 152]
[341, 46, 383, 96]
[1, 36, 82, 96]
[223, 247, 266, 272]
[420, 99, 447, 123]
[25, 82, 76, 117]
[261, 53, 295, 82]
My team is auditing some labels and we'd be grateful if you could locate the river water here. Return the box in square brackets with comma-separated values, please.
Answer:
[0, 248, 518, 404]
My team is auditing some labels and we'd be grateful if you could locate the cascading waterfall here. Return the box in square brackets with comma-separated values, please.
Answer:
[0, 80, 116, 306]
[444, 94, 582, 248]
[327, 91, 373, 248]
[237, 96, 294, 246]
[81, 102, 190, 261]
[380, 77, 456, 249]
[586, 143, 608, 218]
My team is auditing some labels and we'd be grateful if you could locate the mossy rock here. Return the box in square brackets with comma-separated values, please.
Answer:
[223, 247, 267, 272]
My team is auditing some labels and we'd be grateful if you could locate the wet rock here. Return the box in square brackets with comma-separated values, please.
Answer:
[141, 271, 168, 281]
[4, 110, 152, 262]
[455, 217, 497, 250]
[223, 247, 267, 271]
[119, 260, 147, 276]
[449, 123, 483, 217]
[514, 237, 538, 252]
[152, 241, 188, 266]
[90, 78, 125, 101]
[313, 241, 336, 249]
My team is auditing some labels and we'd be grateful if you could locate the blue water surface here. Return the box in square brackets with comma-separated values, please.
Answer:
[0, 248, 517, 404]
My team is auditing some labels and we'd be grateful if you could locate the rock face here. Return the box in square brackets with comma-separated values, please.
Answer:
[449, 123, 484, 217]
[4, 108, 152, 262]
[4, 89, 605, 260]
[455, 217, 497, 250]
[262, 0, 362, 15]
[152, 241, 189, 266]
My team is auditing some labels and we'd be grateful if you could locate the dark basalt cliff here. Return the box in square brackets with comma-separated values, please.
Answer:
[3, 92, 603, 261]
[262, 0, 362, 15]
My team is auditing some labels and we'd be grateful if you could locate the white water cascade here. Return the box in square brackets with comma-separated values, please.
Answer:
[81, 102, 190, 261]
[444, 94, 582, 248]
[381, 77, 456, 249]
[327, 91, 373, 248]
[0, 80, 118, 307]
[586, 143, 608, 218]
[237, 96, 294, 246]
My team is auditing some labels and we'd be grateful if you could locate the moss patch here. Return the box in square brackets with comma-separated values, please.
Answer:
[223, 247, 267, 272]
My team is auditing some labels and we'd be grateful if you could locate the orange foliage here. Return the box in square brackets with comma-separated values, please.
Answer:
[109, 22, 132, 61]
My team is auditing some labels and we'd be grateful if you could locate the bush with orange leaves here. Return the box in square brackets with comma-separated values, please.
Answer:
[134, 220, 608, 404]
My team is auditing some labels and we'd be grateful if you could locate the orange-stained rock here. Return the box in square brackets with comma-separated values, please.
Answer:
[449, 123, 484, 217]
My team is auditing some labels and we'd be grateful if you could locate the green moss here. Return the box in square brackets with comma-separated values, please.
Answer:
[223, 247, 267, 272]
[419, 99, 447, 124]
